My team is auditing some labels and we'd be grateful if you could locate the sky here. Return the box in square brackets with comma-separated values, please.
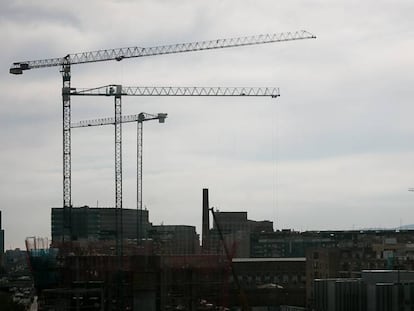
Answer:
[1, 0, 414, 248]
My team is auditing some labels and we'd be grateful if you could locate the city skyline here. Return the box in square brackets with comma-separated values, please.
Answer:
[1, 0, 414, 248]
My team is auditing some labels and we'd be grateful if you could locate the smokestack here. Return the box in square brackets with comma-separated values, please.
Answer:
[202, 188, 210, 251]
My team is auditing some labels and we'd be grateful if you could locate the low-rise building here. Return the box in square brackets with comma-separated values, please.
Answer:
[231, 257, 307, 308]
[314, 270, 414, 311]
[149, 225, 200, 255]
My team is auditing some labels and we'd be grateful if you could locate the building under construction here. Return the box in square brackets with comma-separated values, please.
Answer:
[36, 253, 229, 310]
[27, 245, 306, 310]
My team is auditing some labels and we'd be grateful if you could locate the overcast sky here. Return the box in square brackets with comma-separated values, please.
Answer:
[1, 0, 414, 248]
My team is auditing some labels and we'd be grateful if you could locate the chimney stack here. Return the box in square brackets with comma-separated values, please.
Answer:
[202, 188, 210, 251]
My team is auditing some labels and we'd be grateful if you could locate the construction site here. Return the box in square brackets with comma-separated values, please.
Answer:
[10, 31, 316, 310]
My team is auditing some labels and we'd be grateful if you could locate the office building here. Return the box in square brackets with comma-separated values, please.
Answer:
[51, 206, 151, 242]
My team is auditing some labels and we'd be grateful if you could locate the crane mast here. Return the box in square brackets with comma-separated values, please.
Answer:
[62, 58, 72, 214]
[137, 113, 167, 240]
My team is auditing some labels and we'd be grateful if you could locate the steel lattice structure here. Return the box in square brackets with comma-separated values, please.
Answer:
[10, 31, 315, 73]
[71, 112, 167, 128]
[71, 85, 280, 97]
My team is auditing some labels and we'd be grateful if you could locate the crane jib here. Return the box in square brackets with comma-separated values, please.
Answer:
[68, 85, 280, 98]
[9, 30, 316, 74]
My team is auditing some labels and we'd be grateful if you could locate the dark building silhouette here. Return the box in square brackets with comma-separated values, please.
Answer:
[38, 190, 414, 310]
[314, 270, 414, 311]
[51, 206, 150, 242]
[251, 229, 336, 258]
[202, 188, 210, 251]
[0, 211, 4, 265]
[231, 257, 307, 307]
[149, 225, 200, 255]
[207, 210, 273, 257]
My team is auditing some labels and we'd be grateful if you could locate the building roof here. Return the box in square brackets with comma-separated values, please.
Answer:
[232, 257, 306, 263]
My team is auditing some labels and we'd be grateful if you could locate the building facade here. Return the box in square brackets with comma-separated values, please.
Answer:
[149, 225, 200, 255]
[207, 211, 273, 257]
[314, 270, 414, 311]
[231, 258, 307, 308]
[0, 211, 4, 264]
[51, 206, 151, 243]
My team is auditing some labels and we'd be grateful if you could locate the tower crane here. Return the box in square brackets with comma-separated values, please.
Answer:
[9, 30, 316, 210]
[70, 84, 280, 252]
[71, 112, 167, 242]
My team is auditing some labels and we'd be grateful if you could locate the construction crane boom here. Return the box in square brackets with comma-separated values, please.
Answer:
[71, 112, 167, 128]
[70, 85, 280, 97]
[10, 31, 315, 74]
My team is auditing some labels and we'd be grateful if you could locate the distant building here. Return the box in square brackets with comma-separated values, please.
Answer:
[306, 246, 382, 307]
[305, 231, 414, 308]
[212, 211, 273, 234]
[0, 211, 4, 266]
[51, 206, 151, 243]
[149, 225, 200, 255]
[207, 211, 273, 257]
[231, 257, 307, 308]
[37, 254, 228, 311]
[313, 277, 366, 311]
[250, 229, 336, 258]
[3, 248, 29, 274]
[314, 270, 414, 311]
